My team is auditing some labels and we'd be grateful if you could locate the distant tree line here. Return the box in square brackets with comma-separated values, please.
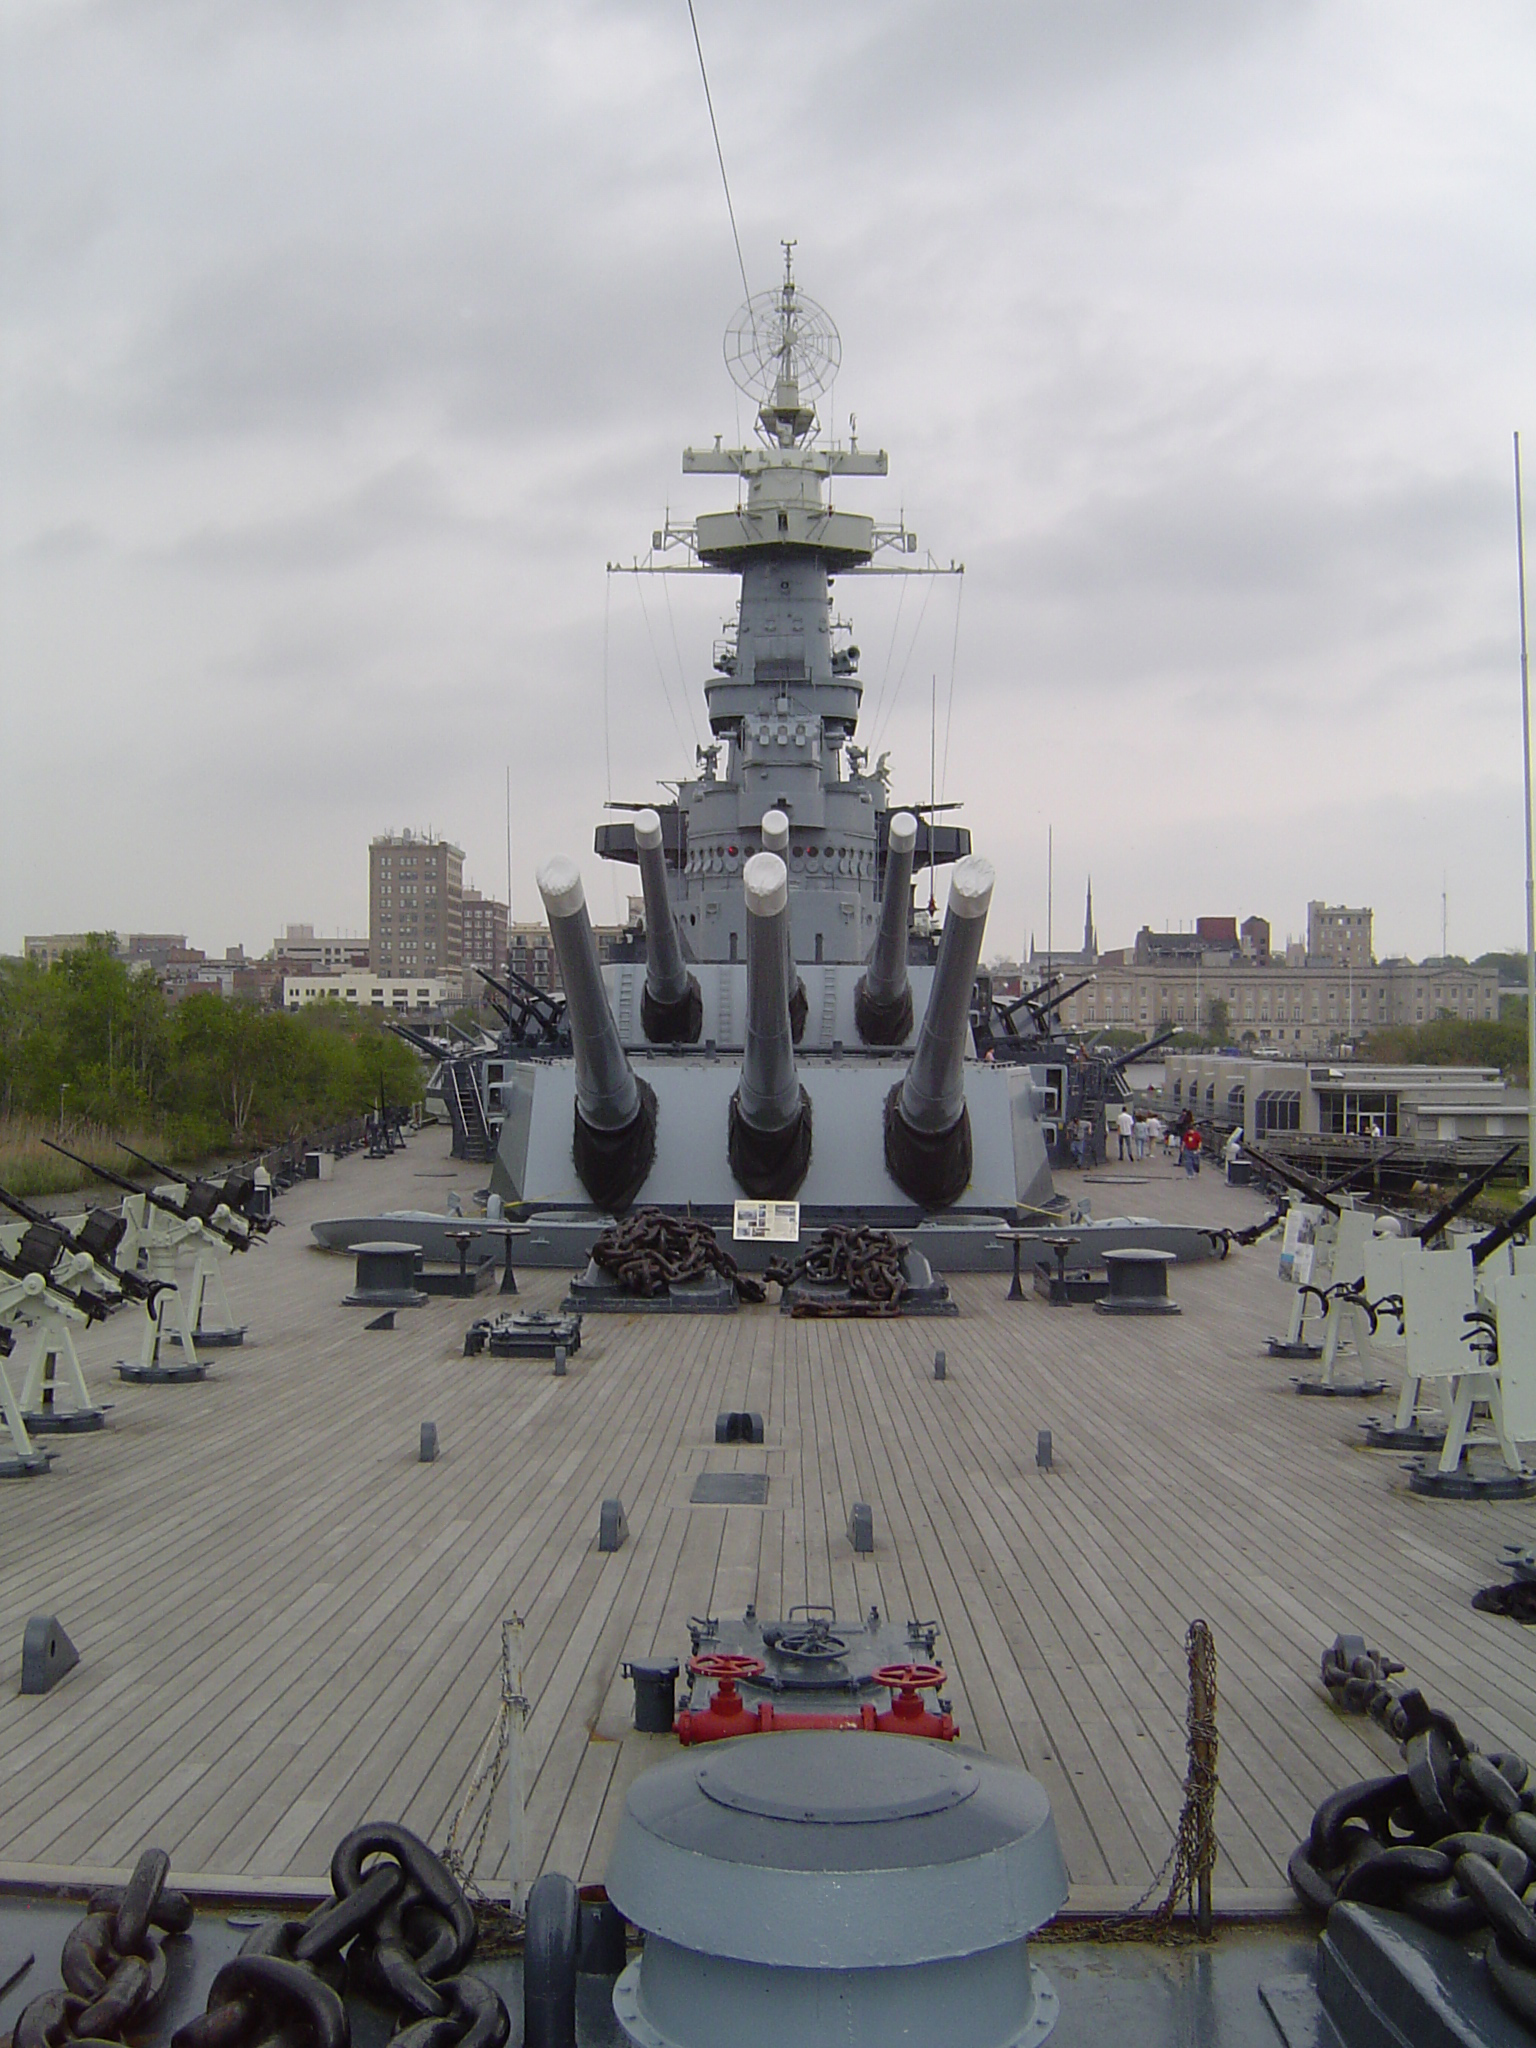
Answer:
[0, 937, 423, 1153]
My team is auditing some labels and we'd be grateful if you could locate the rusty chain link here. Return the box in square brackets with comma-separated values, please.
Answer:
[766, 1224, 909, 1313]
[589, 1210, 767, 1302]
[1291, 1666, 1536, 2033]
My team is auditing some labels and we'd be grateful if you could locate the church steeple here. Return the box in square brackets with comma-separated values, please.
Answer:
[1084, 877, 1097, 960]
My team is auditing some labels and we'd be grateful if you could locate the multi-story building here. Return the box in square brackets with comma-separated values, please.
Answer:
[281, 974, 454, 1015]
[271, 924, 370, 973]
[369, 831, 464, 979]
[461, 890, 509, 979]
[507, 918, 637, 994]
[1061, 954, 1499, 1051]
[1308, 901, 1373, 969]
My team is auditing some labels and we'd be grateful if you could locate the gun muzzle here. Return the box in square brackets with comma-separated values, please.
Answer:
[856, 810, 917, 1045]
[728, 852, 811, 1197]
[884, 855, 994, 1208]
[539, 856, 656, 1211]
[635, 809, 701, 1043]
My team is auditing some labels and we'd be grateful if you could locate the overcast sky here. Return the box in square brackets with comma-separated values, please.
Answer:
[3, 0, 1534, 968]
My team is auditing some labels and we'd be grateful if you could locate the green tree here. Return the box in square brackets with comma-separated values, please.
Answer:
[1202, 996, 1231, 1047]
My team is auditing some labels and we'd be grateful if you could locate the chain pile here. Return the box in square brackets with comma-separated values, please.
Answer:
[766, 1224, 908, 1314]
[1291, 1683, 1536, 2030]
[14, 1848, 192, 2048]
[1319, 1633, 1407, 1721]
[14, 1828, 509, 2048]
[589, 1210, 767, 1302]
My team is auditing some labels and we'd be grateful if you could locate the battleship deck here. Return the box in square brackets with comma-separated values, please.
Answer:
[2, 1128, 1533, 1913]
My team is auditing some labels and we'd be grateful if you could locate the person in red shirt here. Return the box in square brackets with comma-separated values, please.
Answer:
[1181, 1124, 1202, 1176]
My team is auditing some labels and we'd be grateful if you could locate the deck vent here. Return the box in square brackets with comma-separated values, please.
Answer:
[606, 1732, 1066, 2048]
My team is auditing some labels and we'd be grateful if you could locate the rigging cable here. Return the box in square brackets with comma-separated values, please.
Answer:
[864, 570, 909, 746]
[661, 566, 703, 748]
[940, 567, 964, 801]
[634, 566, 696, 764]
[871, 567, 937, 756]
[602, 571, 614, 802]
[687, 0, 751, 306]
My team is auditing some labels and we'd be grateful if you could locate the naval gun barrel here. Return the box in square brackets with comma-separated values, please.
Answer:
[728, 853, 812, 1198]
[760, 809, 808, 1044]
[538, 856, 656, 1213]
[856, 810, 917, 1045]
[635, 809, 701, 1043]
[884, 856, 995, 1208]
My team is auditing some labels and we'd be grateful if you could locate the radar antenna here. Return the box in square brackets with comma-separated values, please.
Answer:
[724, 242, 841, 404]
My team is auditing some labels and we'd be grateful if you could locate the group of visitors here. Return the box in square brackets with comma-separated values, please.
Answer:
[1084, 1103, 1202, 1175]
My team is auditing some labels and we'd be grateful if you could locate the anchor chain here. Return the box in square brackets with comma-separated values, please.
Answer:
[14, 1828, 509, 2048]
[1291, 1674, 1536, 2032]
[765, 1224, 908, 1311]
[589, 1210, 767, 1302]
[13, 1848, 192, 2048]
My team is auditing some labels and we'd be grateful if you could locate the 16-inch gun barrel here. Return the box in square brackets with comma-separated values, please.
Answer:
[884, 856, 995, 1208]
[635, 809, 701, 1043]
[856, 810, 916, 1045]
[539, 856, 656, 1212]
[728, 853, 812, 1198]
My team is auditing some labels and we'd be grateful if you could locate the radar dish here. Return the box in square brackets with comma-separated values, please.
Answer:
[724, 282, 841, 403]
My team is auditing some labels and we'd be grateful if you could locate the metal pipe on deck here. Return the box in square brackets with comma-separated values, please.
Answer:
[538, 856, 656, 1210]
[635, 809, 701, 1042]
[884, 855, 995, 1208]
[856, 810, 917, 1045]
[728, 852, 812, 1197]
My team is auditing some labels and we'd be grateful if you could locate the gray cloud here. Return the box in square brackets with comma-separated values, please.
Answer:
[2, 0, 1534, 964]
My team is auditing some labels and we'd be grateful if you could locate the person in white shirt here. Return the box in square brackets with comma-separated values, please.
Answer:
[1116, 1106, 1134, 1160]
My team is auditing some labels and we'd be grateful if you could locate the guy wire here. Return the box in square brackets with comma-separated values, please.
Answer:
[687, 0, 751, 305]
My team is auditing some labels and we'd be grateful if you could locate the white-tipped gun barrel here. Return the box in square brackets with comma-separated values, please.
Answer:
[899, 856, 994, 1133]
[634, 809, 691, 1009]
[856, 811, 917, 1044]
[760, 809, 790, 855]
[737, 854, 800, 1130]
[538, 857, 640, 1130]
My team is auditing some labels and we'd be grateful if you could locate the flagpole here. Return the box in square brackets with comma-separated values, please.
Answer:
[1515, 432, 1534, 1195]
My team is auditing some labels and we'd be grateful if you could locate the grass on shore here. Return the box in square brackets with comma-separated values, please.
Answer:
[0, 1115, 206, 1200]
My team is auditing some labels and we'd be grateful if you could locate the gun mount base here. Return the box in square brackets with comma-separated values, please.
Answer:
[116, 1361, 206, 1384]
[883, 1086, 973, 1210]
[728, 1088, 812, 1201]
[1359, 1418, 1446, 1451]
[1292, 1375, 1388, 1398]
[0, 1449, 52, 1477]
[641, 978, 704, 1046]
[1408, 1459, 1536, 1500]
[853, 976, 913, 1048]
[22, 1406, 106, 1434]
[572, 1079, 658, 1214]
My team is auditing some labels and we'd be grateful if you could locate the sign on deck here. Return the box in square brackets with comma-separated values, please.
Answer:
[733, 1200, 801, 1243]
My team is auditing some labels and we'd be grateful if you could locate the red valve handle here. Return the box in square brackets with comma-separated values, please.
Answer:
[690, 1653, 767, 1682]
[872, 1662, 947, 1692]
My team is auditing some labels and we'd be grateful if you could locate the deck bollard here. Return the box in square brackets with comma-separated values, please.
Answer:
[420, 1422, 439, 1463]
[933, 1348, 947, 1381]
[1037, 1429, 1053, 1472]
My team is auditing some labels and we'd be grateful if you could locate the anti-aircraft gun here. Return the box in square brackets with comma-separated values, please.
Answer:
[0, 1223, 115, 1436]
[114, 1142, 272, 1236]
[0, 1183, 168, 1307]
[43, 1138, 255, 1372]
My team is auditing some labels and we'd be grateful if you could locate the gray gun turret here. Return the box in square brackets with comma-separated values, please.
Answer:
[538, 857, 656, 1212]
[635, 809, 702, 1043]
[728, 852, 812, 1198]
[760, 809, 808, 1044]
[884, 856, 994, 1207]
[856, 809, 917, 1045]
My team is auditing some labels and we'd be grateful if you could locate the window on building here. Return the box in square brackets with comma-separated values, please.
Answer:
[1253, 1089, 1301, 1136]
[1317, 1090, 1398, 1138]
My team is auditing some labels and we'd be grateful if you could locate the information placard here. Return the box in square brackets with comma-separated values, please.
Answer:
[732, 1199, 801, 1243]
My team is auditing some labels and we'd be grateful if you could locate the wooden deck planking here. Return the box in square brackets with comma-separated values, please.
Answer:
[2, 1133, 1534, 1903]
